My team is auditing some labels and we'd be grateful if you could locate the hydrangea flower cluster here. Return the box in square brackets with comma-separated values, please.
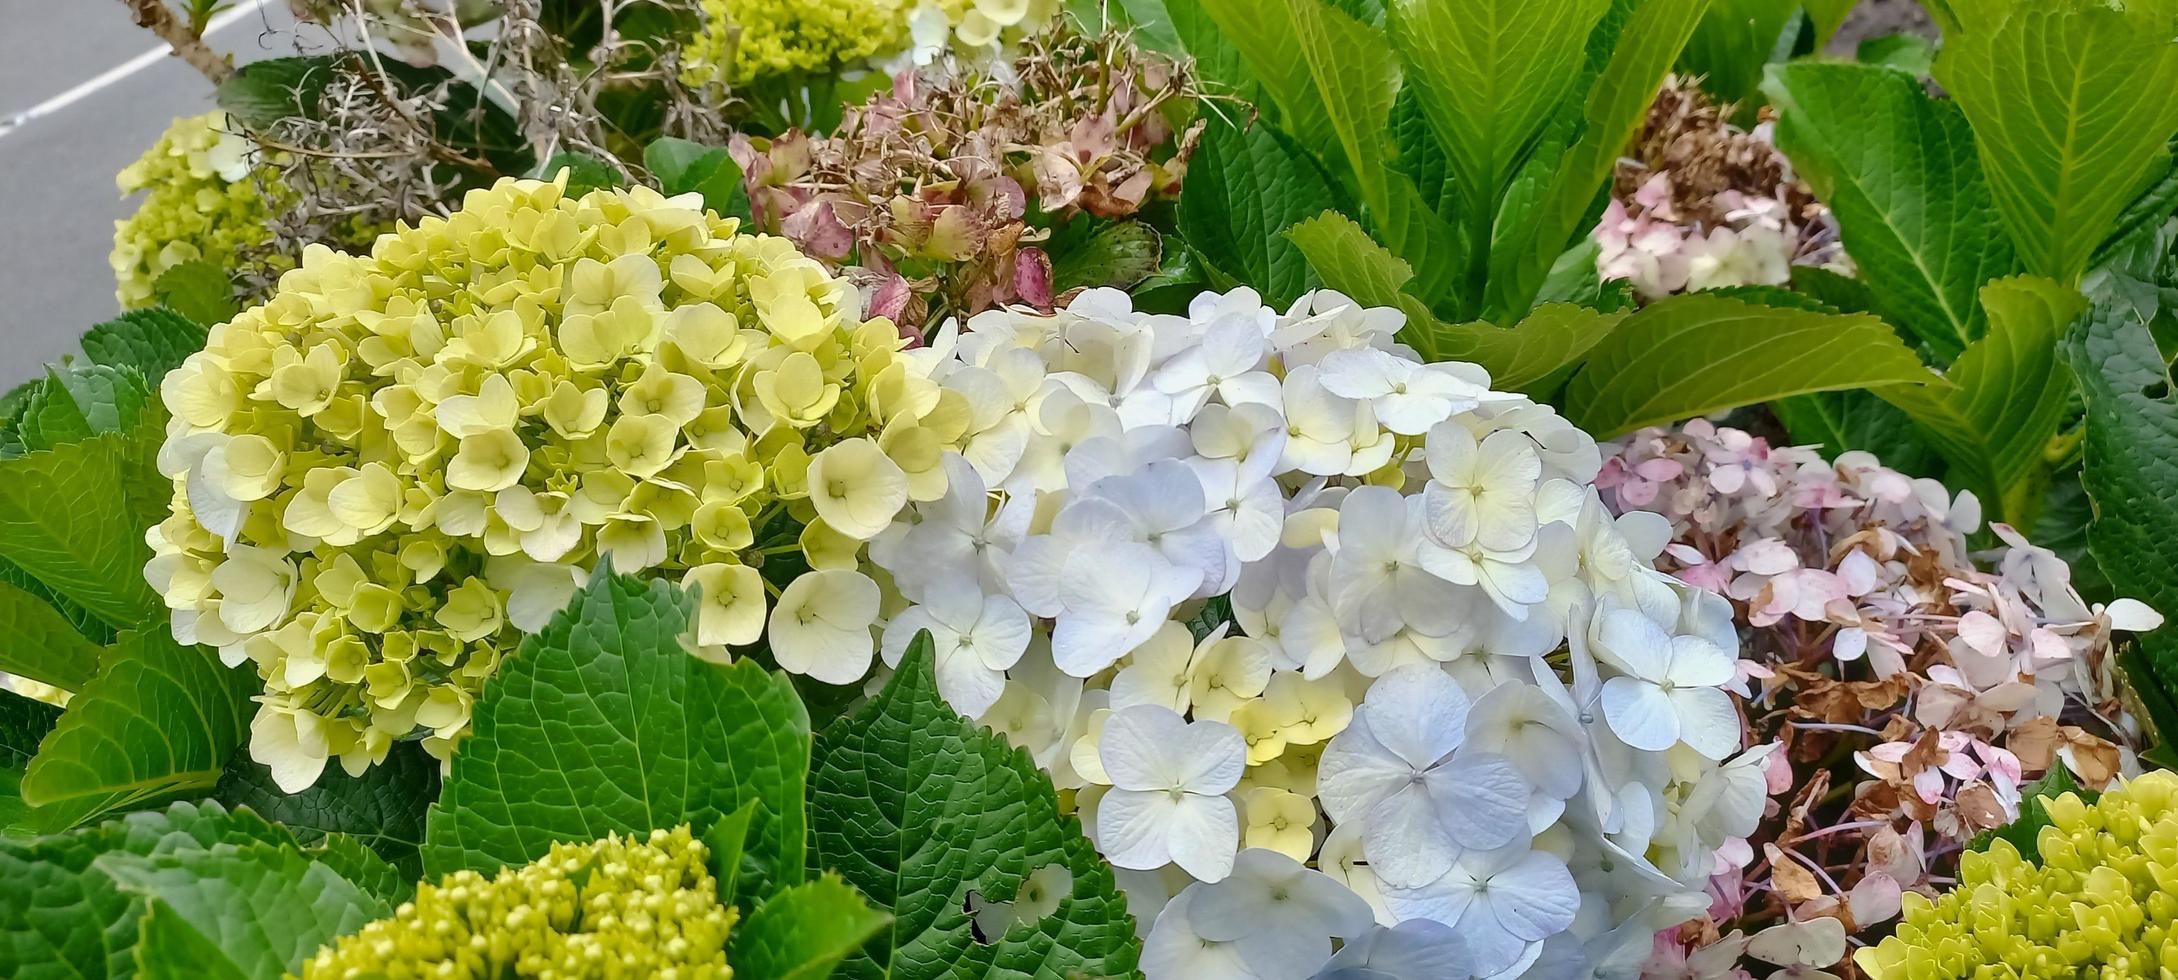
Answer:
[904, 0, 1062, 64]
[1600, 421, 2160, 973]
[734, 25, 1199, 332]
[1856, 770, 2178, 979]
[1593, 79, 1848, 300]
[848, 287, 1766, 977]
[111, 112, 279, 308]
[147, 175, 939, 790]
[682, 0, 908, 85]
[301, 825, 736, 978]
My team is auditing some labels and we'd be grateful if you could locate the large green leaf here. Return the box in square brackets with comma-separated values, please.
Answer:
[2065, 298, 2178, 750]
[1763, 61, 2018, 360]
[1486, 0, 1713, 316]
[1563, 293, 1934, 439]
[1197, 0, 1337, 155]
[0, 801, 294, 980]
[1680, 0, 1799, 104]
[1935, 0, 2178, 284]
[811, 633, 1139, 980]
[17, 365, 152, 455]
[0, 428, 168, 629]
[1287, 211, 1625, 388]
[422, 571, 811, 903]
[213, 741, 439, 882]
[645, 137, 752, 222]
[730, 875, 892, 980]
[78, 308, 210, 383]
[1385, 0, 1608, 225]
[0, 579, 102, 692]
[1177, 118, 1339, 307]
[96, 842, 386, 980]
[21, 632, 257, 832]
[1771, 389, 1943, 476]
[1876, 276, 2085, 524]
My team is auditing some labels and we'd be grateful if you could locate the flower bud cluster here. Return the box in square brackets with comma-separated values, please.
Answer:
[111, 112, 281, 308]
[904, 0, 1063, 64]
[682, 0, 909, 85]
[856, 287, 1765, 977]
[1855, 770, 2178, 980]
[148, 175, 945, 790]
[300, 825, 735, 979]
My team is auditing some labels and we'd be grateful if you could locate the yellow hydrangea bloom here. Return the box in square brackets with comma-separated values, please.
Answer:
[299, 826, 735, 979]
[111, 112, 281, 308]
[1856, 769, 2178, 980]
[149, 175, 940, 790]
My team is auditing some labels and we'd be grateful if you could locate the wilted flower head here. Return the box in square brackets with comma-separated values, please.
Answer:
[1605, 420, 2161, 973]
[735, 23, 1202, 333]
[148, 175, 943, 789]
[1594, 77, 1848, 300]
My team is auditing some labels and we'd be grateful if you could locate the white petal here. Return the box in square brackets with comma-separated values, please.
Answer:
[1670, 686, 1742, 761]
[1165, 795, 1240, 882]
[1428, 753, 1530, 850]
[1097, 788, 1177, 870]
[1357, 665, 1470, 767]
[1481, 849, 1578, 941]
[1599, 676, 1679, 751]
[1361, 785, 1460, 888]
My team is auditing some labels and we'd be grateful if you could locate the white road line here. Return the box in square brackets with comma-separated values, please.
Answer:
[0, 0, 273, 141]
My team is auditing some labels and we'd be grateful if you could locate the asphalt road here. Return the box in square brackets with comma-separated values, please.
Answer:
[0, 0, 300, 387]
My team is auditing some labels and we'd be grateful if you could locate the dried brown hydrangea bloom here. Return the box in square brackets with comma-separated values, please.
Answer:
[1596, 76, 1849, 299]
[734, 23, 1205, 334]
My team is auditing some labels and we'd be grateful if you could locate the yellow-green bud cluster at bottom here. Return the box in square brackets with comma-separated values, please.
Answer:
[299, 825, 734, 979]
[1856, 769, 2178, 980]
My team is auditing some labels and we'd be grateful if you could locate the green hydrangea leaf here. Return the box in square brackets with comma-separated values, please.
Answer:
[1050, 221, 1163, 295]
[213, 741, 438, 883]
[1763, 61, 2019, 361]
[1563, 293, 1936, 440]
[79, 308, 210, 388]
[297, 833, 410, 907]
[96, 841, 388, 980]
[422, 571, 811, 905]
[2064, 298, 2178, 754]
[0, 800, 294, 980]
[149, 265, 239, 332]
[18, 365, 153, 455]
[1875, 276, 2085, 525]
[541, 152, 624, 197]
[730, 875, 892, 980]
[1176, 116, 1337, 308]
[216, 57, 335, 130]
[645, 137, 752, 222]
[1, 692, 64, 765]
[1386, 0, 1608, 219]
[0, 426, 170, 629]
[1287, 211, 1626, 389]
[811, 631, 1140, 980]
[0, 578, 103, 692]
[1678, 0, 1797, 104]
[21, 631, 257, 832]
[1935, 0, 2178, 284]
[0, 693, 64, 837]
[702, 802, 759, 909]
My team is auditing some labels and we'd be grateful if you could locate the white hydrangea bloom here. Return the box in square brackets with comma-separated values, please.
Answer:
[860, 287, 1749, 977]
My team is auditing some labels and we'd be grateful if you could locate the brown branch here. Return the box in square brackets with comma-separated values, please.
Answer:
[122, 0, 236, 85]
